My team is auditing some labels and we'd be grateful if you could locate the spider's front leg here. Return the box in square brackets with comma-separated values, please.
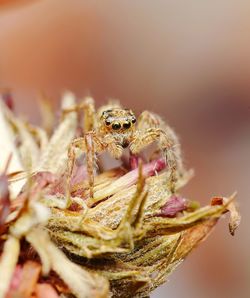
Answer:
[137, 111, 183, 171]
[130, 127, 179, 193]
[67, 132, 104, 200]
[62, 96, 96, 133]
[81, 97, 96, 133]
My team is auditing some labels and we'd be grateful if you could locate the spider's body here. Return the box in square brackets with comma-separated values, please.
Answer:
[66, 99, 184, 198]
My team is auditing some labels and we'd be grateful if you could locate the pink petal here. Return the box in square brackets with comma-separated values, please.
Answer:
[36, 283, 59, 298]
[159, 195, 187, 218]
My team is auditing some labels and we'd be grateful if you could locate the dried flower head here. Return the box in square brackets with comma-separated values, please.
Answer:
[0, 93, 240, 298]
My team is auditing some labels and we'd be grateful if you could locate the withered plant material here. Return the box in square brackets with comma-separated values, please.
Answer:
[37, 92, 55, 137]
[0, 94, 240, 298]
[0, 100, 24, 187]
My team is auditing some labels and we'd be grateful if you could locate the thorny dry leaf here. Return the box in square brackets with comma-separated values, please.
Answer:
[0, 93, 240, 298]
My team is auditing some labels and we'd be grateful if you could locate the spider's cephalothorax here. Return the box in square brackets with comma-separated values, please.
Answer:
[66, 99, 184, 198]
[99, 108, 137, 148]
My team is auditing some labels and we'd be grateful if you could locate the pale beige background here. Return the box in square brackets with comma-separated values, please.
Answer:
[0, 1, 249, 297]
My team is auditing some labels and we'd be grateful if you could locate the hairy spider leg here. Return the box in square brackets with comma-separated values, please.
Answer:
[130, 127, 179, 193]
[137, 111, 183, 172]
[62, 97, 96, 132]
[136, 110, 184, 183]
[65, 137, 96, 201]
[67, 131, 127, 200]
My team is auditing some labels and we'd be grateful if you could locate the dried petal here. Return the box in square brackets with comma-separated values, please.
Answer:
[129, 154, 139, 170]
[37, 92, 78, 174]
[38, 93, 55, 136]
[158, 195, 187, 218]
[11, 261, 41, 297]
[0, 236, 20, 298]
[8, 265, 22, 292]
[0, 100, 24, 196]
[211, 193, 241, 235]
[26, 228, 109, 298]
[36, 283, 59, 298]
[0, 90, 14, 110]
[87, 158, 166, 206]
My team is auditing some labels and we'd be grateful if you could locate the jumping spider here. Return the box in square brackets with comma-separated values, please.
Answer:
[65, 98, 183, 198]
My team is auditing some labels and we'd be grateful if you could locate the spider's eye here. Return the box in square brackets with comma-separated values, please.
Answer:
[131, 117, 136, 124]
[112, 123, 121, 130]
[102, 109, 112, 115]
[105, 119, 111, 126]
[123, 122, 131, 129]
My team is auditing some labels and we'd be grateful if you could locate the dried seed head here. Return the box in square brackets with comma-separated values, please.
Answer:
[0, 94, 240, 298]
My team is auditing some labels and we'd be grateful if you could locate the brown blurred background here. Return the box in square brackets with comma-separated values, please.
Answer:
[0, 1, 249, 297]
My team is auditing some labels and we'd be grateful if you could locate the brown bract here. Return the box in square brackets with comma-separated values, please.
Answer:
[0, 93, 240, 298]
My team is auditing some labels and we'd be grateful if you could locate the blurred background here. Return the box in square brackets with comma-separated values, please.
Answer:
[0, 1, 249, 297]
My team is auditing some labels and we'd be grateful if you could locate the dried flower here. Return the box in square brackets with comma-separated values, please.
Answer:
[0, 93, 240, 298]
